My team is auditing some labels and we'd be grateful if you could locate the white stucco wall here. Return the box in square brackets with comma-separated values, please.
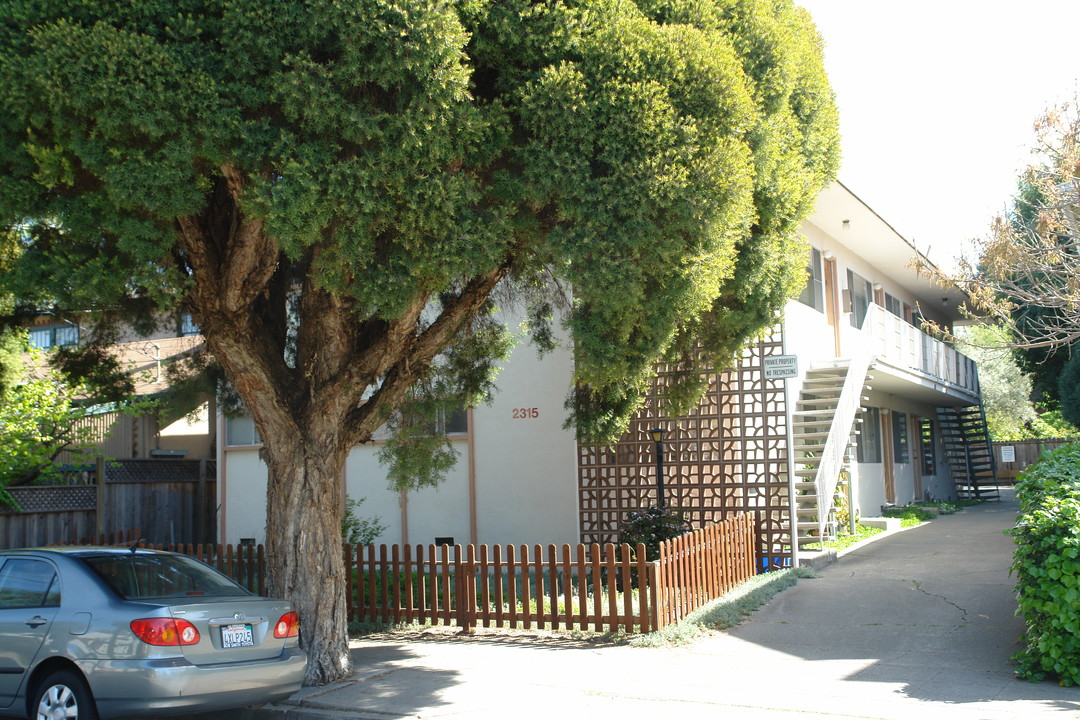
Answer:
[220, 448, 269, 543]
[856, 463, 887, 516]
[472, 337, 579, 548]
[219, 311, 580, 549]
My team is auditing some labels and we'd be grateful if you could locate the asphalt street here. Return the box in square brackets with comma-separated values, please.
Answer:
[178, 488, 1080, 720]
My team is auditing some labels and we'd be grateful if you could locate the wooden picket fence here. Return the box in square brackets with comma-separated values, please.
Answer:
[342, 512, 757, 633]
[73, 514, 757, 635]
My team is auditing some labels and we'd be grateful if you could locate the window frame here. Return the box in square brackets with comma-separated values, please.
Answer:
[856, 407, 882, 463]
[847, 270, 872, 328]
[919, 418, 937, 475]
[28, 323, 79, 349]
[798, 247, 825, 312]
[224, 414, 261, 447]
[892, 410, 909, 464]
[0, 558, 61, 609]
[884, 293, 903, 319]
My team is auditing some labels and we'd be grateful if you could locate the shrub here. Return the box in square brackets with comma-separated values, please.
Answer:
[619, 506, 691, 561]
[1010, 442, 1080, 685]
[341, 496, 387, 546]
[881, 506, 935, 527]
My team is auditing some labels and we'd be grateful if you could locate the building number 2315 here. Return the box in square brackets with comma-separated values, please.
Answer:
[512, 407, 539, 419]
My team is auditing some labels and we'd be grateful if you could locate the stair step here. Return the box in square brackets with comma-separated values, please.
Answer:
[793, 409, 840, 418]
[797, 398, 840, 408]
[793, 419, 834, 429]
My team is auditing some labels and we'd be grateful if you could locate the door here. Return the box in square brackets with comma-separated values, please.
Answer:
[0, 558, 61, 708]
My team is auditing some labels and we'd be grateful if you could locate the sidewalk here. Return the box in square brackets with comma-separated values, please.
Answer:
[224, 489, 1080, 720]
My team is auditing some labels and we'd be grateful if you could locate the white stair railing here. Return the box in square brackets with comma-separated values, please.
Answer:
[810, 306, 878, 538]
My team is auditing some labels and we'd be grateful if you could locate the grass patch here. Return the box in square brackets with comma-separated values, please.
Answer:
[912, 498, 981, 515]
[801, 523, 883, 551]
[881, 506, 935, 527]
[629, 566, 818, 647]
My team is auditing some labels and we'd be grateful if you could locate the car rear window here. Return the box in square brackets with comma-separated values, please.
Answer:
[81, 554, 252, 600]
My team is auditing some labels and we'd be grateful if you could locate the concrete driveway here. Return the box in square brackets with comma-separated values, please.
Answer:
[206, 488, 1080, 720]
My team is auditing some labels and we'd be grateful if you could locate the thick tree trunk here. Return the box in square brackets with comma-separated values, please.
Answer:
[263, 438, 352, 686]
[175, 170, 513, 686]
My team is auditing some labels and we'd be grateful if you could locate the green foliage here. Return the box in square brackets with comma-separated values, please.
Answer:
[801, 523, 882, 552]
[1057, 353, 1080, 431]
[341, 496, 387, 546]
[1007, 177, 1073, 411]
[0, 347, 154, 504]
[880, 506, 935, 527]
[1010, 442, 1080, 685]
[0, 370, 96, 496]
[0, 0, 839, 446]
[956, 325, 1040, 441]
[618, 505, 692, 561]
[1029, 406, 1079, 440]
[0, 327, 25, 395]
[832, 469, 856, 530]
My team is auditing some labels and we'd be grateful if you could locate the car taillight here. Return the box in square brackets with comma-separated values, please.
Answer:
[130, 618, 201, 646]
[273, 611, 299, 638]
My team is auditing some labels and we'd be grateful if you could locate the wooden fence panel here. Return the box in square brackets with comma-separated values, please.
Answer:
[993, 439, 1075, 481]
[652, 513, 758, 631]
[0, 510, 96, 549]
[61, 513, 757, 636]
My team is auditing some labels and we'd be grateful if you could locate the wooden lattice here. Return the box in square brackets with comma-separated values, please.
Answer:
[3, 485, 97, 513]
[578, 333, 792, 569]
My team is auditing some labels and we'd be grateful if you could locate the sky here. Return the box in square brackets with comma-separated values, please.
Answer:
[796, 1, 1080, 270]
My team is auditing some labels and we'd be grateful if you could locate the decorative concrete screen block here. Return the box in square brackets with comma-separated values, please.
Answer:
[578, 330, 792, 568]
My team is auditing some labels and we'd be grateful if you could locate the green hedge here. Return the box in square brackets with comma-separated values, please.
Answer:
[1011, 442, 1080, 685]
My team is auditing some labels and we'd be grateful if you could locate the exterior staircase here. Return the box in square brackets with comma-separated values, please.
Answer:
[936, 405, 1000, 501]
[792, 362, 870, 546]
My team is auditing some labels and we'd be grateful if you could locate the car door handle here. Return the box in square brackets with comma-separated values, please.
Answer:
[25, 616, 48, 628]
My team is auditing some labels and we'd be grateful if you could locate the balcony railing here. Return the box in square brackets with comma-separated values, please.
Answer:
[863, 304, 979, 395]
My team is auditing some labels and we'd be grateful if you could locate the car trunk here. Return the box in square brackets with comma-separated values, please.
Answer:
[167, 597, 292, 665]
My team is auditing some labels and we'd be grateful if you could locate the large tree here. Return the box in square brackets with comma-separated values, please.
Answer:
[0, 0, 838, 683]
[937, 101, 1080, 416]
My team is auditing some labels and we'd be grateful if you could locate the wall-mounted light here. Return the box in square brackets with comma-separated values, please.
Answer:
[842, 219, 851, 230]
[873, 283, 883, 291]
[823, 250, 833, 260]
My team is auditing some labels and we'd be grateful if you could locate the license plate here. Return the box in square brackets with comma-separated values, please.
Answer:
[221, 623, 254, 648]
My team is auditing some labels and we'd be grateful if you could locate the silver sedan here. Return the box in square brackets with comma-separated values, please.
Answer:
[0, 547, 306, 720]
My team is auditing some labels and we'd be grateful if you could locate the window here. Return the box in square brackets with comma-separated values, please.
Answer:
[798, 247, 825, 312]
[846, 270, 872, 328]
[179, 313, 200, 337]
[82, 553, 248, 600]
[28, 323, 78, 349]
[919, 418, 937, 475]
[892, 411, 909, 464]
[856, 407, 882, 463]
[411, 405, 468, 436]
[225, 414, 261, 446]
[444, 407, 468, 435]
[884, 293, 903, 319]
[0, 559, 60, 608]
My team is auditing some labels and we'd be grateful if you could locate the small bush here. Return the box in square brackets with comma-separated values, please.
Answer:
[1010, 442, 1080, 686]
[342, 496, 387, 546]
[619, 506, 691, 561]
[881, 506, 935, 527]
